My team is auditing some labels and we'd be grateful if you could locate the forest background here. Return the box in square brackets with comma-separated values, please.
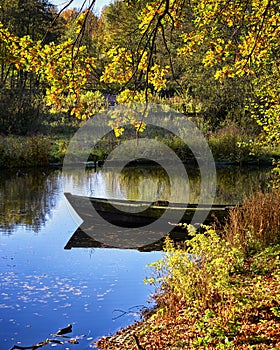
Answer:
[0, 0, 279, 169]
[1, 2, 280, 348]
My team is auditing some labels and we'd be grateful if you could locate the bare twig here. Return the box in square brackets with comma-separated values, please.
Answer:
[242, 0, 272, 68]
[132, 334, 146, 350]
[10, 339, 63, 350]
[112, 305, 146, 320]
[42, 0, 75, 44]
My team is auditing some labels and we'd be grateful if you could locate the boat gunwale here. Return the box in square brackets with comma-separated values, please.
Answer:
[64, 193, 236, 211]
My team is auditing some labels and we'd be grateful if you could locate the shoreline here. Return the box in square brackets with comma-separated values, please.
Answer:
[0, 158, 275, 171]
[0, 134, 278, 170]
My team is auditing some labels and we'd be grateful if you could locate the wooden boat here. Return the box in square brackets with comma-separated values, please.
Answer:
[64, 192, 236, 229]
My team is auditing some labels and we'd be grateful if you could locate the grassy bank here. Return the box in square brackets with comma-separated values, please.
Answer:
[0, 124, 278, 168]
[0, 135, 68, 168]
[0, 134, 113, 168]
[96, 189, 280, 349]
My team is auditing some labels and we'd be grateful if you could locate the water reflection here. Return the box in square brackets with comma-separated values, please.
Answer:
[0, 165, 273, 349]
[65, 165, 271, 204]
[65, 227, 165, 252]
[0, 174, 161, 349]
[0, 165, 271, 234]
[215, 166, 270, 203]
[0, 169, 61, 233]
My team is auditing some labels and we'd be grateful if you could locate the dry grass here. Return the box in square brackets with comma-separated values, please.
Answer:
[223, 189, 280, 255]
[95, 189, 280, 350]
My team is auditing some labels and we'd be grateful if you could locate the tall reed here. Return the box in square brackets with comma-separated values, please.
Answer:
[222, 189, 280, 255]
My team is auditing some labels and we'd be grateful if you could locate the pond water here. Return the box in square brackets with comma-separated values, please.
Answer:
[0, 165, 271, 349]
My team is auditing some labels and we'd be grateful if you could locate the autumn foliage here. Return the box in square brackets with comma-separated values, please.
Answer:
[0, 0, 279, 160]
[96, 190, 280, 349]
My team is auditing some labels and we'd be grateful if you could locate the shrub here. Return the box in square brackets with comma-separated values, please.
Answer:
[144, 223, 280, 348]
[49, 137, 70, 164]
[146, 226, 244, 313]
[0, 135, 53, 167]
[208, 124, 252, 162]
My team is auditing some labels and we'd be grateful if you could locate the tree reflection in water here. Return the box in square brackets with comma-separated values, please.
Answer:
[0, 165, 271, 234]
[0, 169, 61, 233]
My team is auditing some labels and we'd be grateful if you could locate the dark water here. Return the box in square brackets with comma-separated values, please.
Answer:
[0, 165, 271, 349]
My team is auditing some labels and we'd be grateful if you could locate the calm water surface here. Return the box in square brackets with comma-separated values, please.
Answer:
[0, 165, 270, 349]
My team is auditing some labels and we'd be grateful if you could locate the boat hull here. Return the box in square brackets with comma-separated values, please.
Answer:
[64, 193, 233, 229]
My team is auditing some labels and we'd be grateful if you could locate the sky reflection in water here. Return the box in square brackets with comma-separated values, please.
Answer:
[0, 166, 270, 348]
[0, 172, 162, 349]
